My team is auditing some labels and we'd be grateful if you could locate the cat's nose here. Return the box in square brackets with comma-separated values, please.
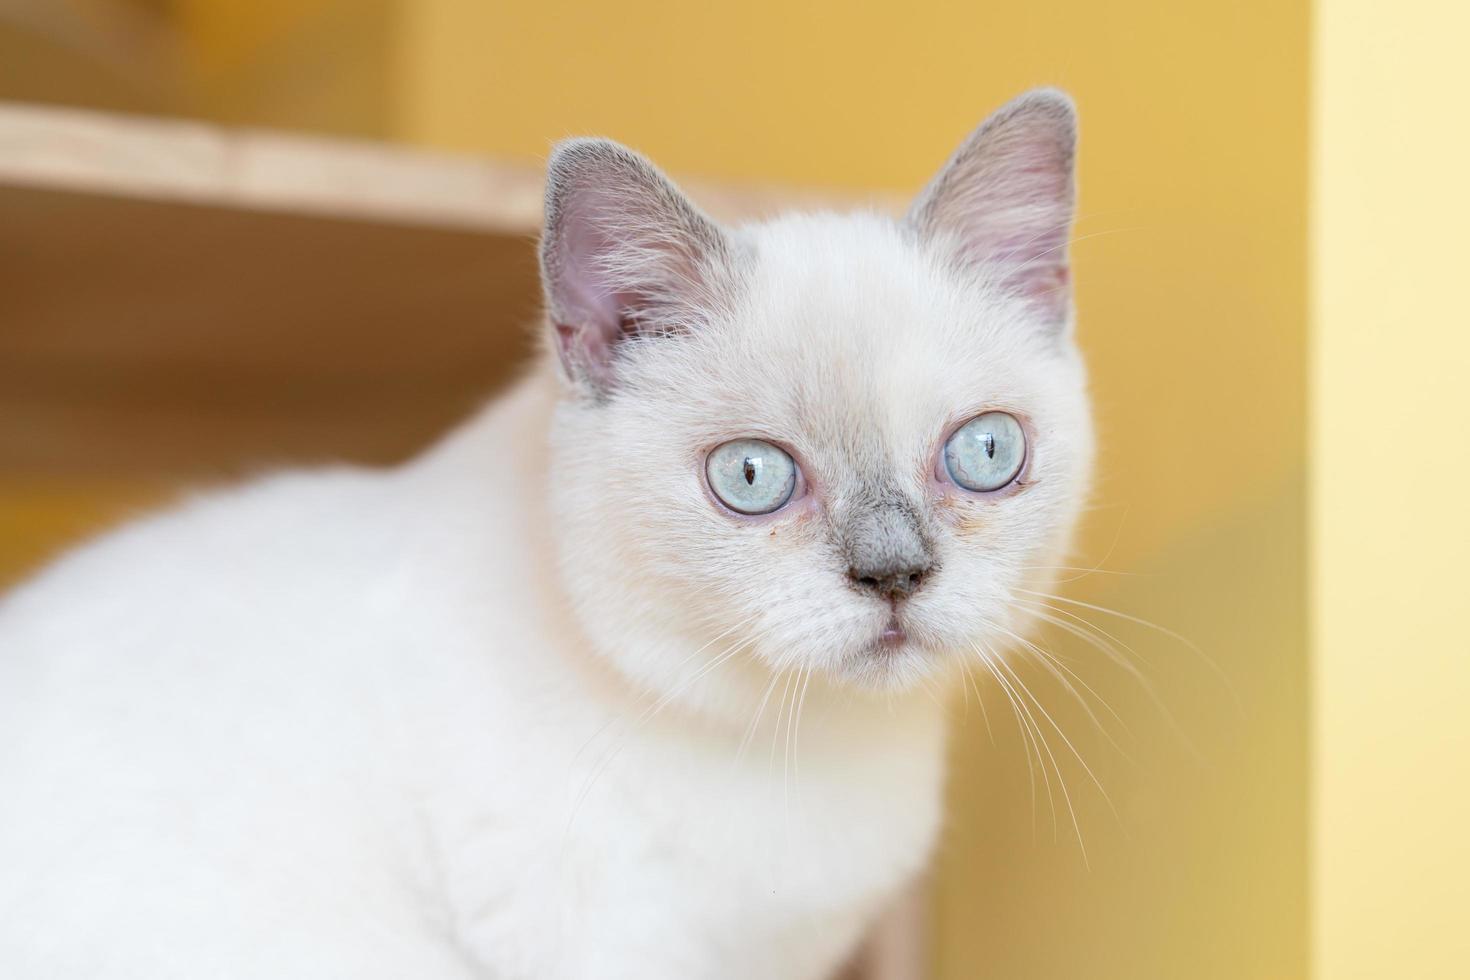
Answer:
[840, 497, 934, 603]
[848, 561, 930, 602]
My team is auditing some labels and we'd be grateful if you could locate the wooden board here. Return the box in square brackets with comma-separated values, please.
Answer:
[0, 183, 541, 476]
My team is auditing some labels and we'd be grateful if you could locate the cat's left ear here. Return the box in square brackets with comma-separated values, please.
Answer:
[540, 138, 733, 393]
[906, 88, 1078, 332]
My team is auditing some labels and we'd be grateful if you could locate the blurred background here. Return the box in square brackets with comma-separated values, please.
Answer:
[1, 2, 1463, 979]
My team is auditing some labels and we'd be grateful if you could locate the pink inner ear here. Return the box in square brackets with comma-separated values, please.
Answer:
[547, 181, 713, 386]
[553, 321, 605, 387]
[542, 138, 730, 389]
[985, 226, 1072, 313]
[548, 197, 640, 385]
[554, 304, 638, 390]
[1017, 262, 1070, 309]
[947, 217, 1072, 325]
[911, 97, 1076, 327]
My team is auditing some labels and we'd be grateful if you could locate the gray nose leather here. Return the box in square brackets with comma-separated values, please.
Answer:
[841, 502, 934, 601]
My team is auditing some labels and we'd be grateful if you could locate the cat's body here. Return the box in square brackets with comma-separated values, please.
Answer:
[0, 91, 1090, 978]
[0, 374, 943, 978]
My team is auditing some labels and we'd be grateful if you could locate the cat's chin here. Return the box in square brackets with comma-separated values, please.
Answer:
[822, 630, 949, 695]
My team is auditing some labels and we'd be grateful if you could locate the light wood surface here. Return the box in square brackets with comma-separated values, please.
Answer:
[0, 182, 540, 475]
[0, 101, 895, 232]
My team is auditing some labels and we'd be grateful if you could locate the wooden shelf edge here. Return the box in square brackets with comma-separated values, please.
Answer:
[0, 101, 899, 232]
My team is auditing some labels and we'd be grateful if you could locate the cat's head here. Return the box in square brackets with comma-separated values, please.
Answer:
[541, 90, 1092, 715]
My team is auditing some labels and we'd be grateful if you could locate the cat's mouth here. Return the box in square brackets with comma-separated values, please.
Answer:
[878, 615, 908, 649]
[838, 611, 944, 690]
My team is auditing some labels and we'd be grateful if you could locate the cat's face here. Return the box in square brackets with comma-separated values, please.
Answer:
[543, 90, 1091, 709]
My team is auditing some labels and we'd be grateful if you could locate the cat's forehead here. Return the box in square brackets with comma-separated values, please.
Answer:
[737, 213, 1037, 364]
[696, 213, 1050, 435]
[739, 213, 956, 340]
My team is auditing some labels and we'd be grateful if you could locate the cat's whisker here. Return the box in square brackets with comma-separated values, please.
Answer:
[1013, 596, 1152, 675]
[1015, 563, 1143, 584]
[564, 629, 755, 842]
[1027, 644, 1132, 744]
[990, 653, 1056, 844]
[1013, 598, 1206, 763]
[1028, 660, 1127, 756]
[1011, 598, 1161, 705]
[1053, 495, 1131, 580]
[972, 643, 1048, 839]
[983, 647, 1089, 864]
[1007, 226, 1142, 279]
[991, 653, 1119, 829]
[984, 216, 1139, 296]
[1016, 589, 1203, 659]
[959, 657, 996, 745]
[915, 666, 946, 709]
[991, 620, 1134, 760]
[767, 667, 798, 797]
[1016, 588, 1239, 710]
[641, 625, 755, 715]
[733, 670, 785, 769]
[956, 653, 973, 715]
[989, 216, 1075, 268]
[790, 663, 815, 808]
[569, 613, 751, 769]
[564, 611, 743, 769]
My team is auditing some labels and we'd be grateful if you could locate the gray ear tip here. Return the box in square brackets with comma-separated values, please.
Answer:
[547, 137, 631, 178]
[544, 138, 621, 223]
[1003, 88, 1076, 127]
[986, 87, 1078, 153]
[1016, 86, 1076, 112]
[545, 137, 668, 214]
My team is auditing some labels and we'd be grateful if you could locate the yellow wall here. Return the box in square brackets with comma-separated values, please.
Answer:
[1312, 1, 1470, 975]
[172, 0, 396, 137]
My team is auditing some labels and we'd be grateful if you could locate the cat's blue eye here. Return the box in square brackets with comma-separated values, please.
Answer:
[943, 412, 1027, 492]
[706, 439, 797, 515]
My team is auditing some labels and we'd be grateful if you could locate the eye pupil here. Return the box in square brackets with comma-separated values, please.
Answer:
[743, 459, 757, 485]
[984, 433, 995, 459]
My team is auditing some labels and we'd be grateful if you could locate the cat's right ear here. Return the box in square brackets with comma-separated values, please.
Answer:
[540, 138, 733, 394]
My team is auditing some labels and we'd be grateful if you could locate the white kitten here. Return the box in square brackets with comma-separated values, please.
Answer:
[0, 89, 1091, 979]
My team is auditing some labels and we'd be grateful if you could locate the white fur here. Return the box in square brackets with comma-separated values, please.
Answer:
[0, 91, 1091, 978]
